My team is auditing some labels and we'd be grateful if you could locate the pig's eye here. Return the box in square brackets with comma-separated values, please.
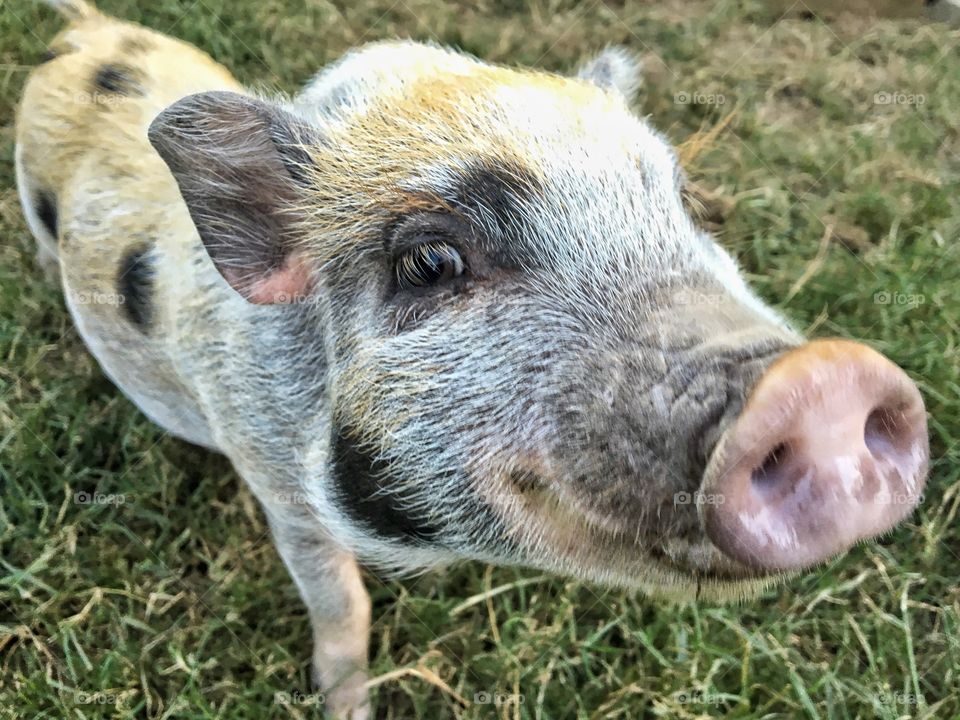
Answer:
[395, 242, 465, 289]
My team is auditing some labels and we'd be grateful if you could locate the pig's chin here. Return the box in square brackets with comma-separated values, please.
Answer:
[518, 507, 791, 604]
[573, 513, 793, 601]
[489, 469, 791, 602]
[645, 536, 796, 597]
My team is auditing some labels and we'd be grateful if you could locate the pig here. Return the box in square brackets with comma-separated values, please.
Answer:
[15, 1, 930, 717]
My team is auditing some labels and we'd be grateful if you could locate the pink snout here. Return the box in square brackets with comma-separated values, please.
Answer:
[703, 339, 929, 572]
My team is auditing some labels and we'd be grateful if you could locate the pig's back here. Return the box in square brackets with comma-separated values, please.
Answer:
[15, 10, 246, 449]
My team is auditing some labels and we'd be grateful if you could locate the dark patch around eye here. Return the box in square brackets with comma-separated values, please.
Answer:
[444, 159, 542, 234]
[385, 159, 545, 275]
[117, 244, 155, 332]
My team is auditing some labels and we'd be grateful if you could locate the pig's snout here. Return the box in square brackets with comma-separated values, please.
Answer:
[702, 339, 928, 572]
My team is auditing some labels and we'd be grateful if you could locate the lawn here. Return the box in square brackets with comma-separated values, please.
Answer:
[1, 0, 959, 718]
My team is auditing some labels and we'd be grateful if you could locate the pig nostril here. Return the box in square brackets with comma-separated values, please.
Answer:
[703, 339, 930, 572]
[864, 406, 902, 458]
[750, 442, 790, 490]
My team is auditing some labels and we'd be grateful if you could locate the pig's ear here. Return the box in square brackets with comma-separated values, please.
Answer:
[576, 46, 643, 103]
[148, 91, 316, 305]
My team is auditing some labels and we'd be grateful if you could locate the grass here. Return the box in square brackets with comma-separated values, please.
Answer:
[1, 0, 959, 718]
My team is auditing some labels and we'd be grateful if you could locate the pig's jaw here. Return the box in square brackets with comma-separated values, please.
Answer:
[462, 465, 788, 599]
[496, 515, 792, 603]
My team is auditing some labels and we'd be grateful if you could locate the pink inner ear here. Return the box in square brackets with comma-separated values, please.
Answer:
[244, 251, 313, 305]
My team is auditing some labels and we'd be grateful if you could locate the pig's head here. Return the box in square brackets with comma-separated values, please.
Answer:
[149, 42, 929, 599]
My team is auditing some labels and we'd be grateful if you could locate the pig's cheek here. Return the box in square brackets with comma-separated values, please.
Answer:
[384, 281, 479, 334]
[327, 425, 444, 544]
[464, 451, 582, 556]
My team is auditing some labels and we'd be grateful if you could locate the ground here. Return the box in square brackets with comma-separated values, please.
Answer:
[1, 1, 958, 718]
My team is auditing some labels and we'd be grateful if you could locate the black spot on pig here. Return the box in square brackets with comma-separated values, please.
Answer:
[34, 190, 58, 239]
[117, 245, 155, 332]
[93, 63, 144, 96]
[331, 427, 441, 544]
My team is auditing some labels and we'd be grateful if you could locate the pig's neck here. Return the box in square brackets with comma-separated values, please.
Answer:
[178, 296, 330, 499]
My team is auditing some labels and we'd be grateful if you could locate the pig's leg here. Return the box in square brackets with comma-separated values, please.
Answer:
[266, 512, 372, 720]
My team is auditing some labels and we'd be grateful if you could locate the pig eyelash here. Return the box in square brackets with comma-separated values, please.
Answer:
[394, 241, 466, 291]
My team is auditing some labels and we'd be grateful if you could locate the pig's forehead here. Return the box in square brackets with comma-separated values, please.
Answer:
[296, 41, 680, 188]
